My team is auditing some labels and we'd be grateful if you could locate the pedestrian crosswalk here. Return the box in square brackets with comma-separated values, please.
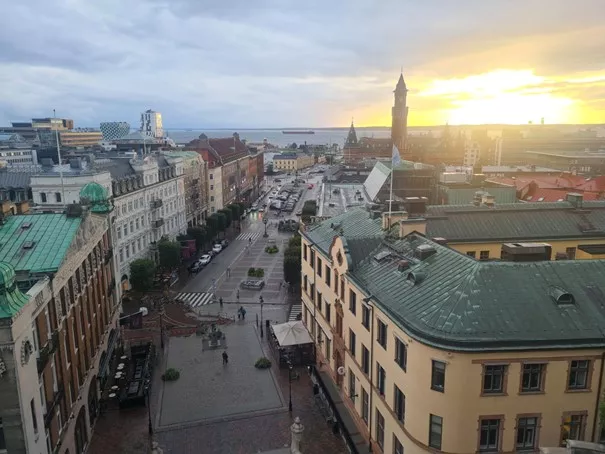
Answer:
[175, 292, 214, 308]
[236, 232, 261, 242]
[289, 303, 302, 322]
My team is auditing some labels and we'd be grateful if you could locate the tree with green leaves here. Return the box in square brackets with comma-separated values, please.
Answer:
[266, 163, 275, 175]
[206, 214, 220, 240]
[187, 226, 208, 251]
[215, 212, 227, 237]
[283, 233, 302, 288]
[218, 208, 232, 229]
[158, 239, 181, 270]
[130, 259, 156, 293]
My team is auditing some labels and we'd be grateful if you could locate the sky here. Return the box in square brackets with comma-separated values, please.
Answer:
[0, 0, 604, 128]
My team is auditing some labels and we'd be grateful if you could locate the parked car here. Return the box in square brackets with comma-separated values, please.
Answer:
[191, 261, 204, 273]
[220, 239, 229, 248]
[207, 250, 216, 258]
[199, 254, 212, 266]
[213, 244, 223, 254]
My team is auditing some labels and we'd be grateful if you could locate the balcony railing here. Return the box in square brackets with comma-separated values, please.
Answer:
[150, 199, 163, 209]
[44, 384, 65, 428]
[37, 330, 59, 374]
[153, 219, 165, 228]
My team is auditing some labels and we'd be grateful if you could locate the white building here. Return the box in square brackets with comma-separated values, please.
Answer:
[0, 133, 38, 167]
[29, 154, 187, 293]
[140, 110, 163, 139]
[463, 140, 481, 167]
[208, 166, 224, 213]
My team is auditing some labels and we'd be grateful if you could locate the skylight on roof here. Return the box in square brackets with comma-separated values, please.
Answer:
[22, 241, 35, 249]
[538, 197, 544, 202]
[373, 251, 392, 262]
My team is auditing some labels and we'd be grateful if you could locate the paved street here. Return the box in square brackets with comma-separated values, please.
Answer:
[159, 325, 284, 428]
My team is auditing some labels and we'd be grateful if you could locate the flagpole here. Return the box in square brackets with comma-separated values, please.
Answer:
[389, 161, 394, 218]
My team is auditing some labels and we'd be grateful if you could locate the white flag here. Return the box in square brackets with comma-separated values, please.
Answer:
[392, 144, 402, 167]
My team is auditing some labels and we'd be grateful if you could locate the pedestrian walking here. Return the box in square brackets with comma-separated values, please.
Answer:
[222, 351, 229, 364]
[226, 266, 231, 278]
[240, 306, 246, 320]
[248, 237, 252, 245]
[219, 297, 223, 308]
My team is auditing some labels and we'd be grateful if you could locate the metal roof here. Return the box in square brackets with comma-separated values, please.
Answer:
[0, 214, 81, 274]
[426, 201, 605, 242]
[304, 208, 605, 351]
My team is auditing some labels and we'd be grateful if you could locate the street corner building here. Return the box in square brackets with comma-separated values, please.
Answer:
[299, 201, 605, 454]
[0, 193, 119, 453]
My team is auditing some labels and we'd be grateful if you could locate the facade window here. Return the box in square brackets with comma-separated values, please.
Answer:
[361, 345, 370, 375]
[393, 435, 404, 454]
[361, 389, 369, 424]
[561, 413, 586, 444]
[429, 415, 443, 450]
[317, 258, 322, 277]
[377, 319, 387, 349]
[348, 329, 356, 357]
[566, 247, 577, 259]
[325, 338, 331, 361]
[479, 418, 502, 452]
[210, 184, 214, 190]
[55, 192, 62, 203]
[516, 416, 539, 450]
[317, 291, 322, 311]
[431, 360, 446, 392]
[117, 226, 122, 239]
[377, 363, 386, 395]
[568, 360, 590, 390]
[376, 410, 385, 449]
[394, 385, 405, 423]
[41, 192, 47, 202]
[325, 303, 331, 323]
[303, 275, 308, 294]
[480, 250, 489, 260]
[349, 290, 357, 315]
[395, 338, 407, 371]
[31, 399, 38, 433]
[466, 251, 476, 258]
[340, 279, 345, 299]
[348, 369, 356, 399]
[303, 245, 308, 261]
[522, 364, 545, 392]
[362, 305, 370, 330]
[310, 250, 315, 269]
[210, 196, 214, 202]
[325, 267, 331, 286]
[482, 365, 507, 394]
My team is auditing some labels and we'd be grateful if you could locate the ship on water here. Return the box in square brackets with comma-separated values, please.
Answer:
[282, 130, 315, 135]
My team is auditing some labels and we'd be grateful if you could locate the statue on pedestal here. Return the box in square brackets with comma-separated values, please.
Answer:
[290, 416, 304, 454]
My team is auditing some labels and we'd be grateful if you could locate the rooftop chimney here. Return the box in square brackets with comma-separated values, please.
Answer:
[382, 210, 408, 230]
[501, 243, 552, 262]
[482, 193, 495, 208]
[402, 197, 428, 217]
[566, 192, 583, 208]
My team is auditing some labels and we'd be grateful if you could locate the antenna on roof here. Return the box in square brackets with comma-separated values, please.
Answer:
[53, 109, 66, 207]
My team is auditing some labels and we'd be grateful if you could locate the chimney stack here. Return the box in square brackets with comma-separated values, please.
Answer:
[482, 193, 495, 208]
[566, 192, 583, 208]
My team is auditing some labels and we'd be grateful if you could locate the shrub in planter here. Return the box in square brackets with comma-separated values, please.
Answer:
[255, 357, 272, 369]
[247, 267, 265, 278]
[162, 368, 180, 381]
[264, 246, 279, 254]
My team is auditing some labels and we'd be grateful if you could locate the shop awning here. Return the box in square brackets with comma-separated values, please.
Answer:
[272, 321, 313, 347]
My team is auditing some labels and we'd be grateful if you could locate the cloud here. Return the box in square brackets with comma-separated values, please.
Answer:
[0, 0, 603, 127]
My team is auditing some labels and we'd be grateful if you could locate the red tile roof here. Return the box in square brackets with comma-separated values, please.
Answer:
[523, 188, 601, 203]
[184, 135, 250, 166]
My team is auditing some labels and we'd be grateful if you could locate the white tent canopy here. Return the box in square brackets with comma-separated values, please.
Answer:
[272, 321, 313, 347]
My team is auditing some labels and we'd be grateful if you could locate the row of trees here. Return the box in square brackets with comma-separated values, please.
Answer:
[283, 234, 301, 288]
[128, 203, 246, 293]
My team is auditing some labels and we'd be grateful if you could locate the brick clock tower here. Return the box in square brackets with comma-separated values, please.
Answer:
[391, 73, 408, 153]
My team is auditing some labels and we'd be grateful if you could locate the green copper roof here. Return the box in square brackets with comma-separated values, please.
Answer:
[0, 262, 30, 319]
[306, 207, 605, 351]
[0, 214, 81, 275]
[80, 182, 111, 213]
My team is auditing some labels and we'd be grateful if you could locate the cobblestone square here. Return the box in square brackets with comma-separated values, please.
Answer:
[158, 324, 284, 427]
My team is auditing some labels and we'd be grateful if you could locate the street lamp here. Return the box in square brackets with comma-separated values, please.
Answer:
[263, 217, 268, 238]
[259, 295, 264, 337]
[288, 359, 293, 412]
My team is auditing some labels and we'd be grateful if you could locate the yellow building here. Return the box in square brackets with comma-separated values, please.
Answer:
[301, 203, 605, 454]
[426, 193, 605, 260]
[59, 130, 102, 147]
[272, 151, 314, 172]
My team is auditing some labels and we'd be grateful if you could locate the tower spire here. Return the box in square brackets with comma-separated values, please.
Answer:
[345, 119, 358, 146]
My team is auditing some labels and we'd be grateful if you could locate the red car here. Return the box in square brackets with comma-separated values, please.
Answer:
[308, 184, 314, 189]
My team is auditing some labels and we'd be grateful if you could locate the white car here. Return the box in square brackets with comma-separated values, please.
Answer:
[212, 244, 223, 254]
[199, 254, 212, 266]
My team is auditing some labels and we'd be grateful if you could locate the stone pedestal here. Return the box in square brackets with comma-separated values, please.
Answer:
[151, 441, 164, 454]
[290, 417, 304, 454]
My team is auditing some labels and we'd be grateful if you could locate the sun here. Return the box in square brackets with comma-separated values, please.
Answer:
[418, 70, 577, 125]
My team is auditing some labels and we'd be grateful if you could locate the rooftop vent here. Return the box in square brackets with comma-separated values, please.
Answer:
[397, 260, 410, 272]
[549, 286, 575, 306]
[22, 241, 35, 249]
[432, 237, 448, 245]
[330, 222, 342, 231]
[414, 244, 437, 260]
[373, 251, 392, 262]
[21, 222, 32, 229]
[407, 271, 426, 285]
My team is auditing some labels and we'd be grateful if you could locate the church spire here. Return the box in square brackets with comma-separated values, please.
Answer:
[345, 119, 358, 146]
[395, 72, 407, 92]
